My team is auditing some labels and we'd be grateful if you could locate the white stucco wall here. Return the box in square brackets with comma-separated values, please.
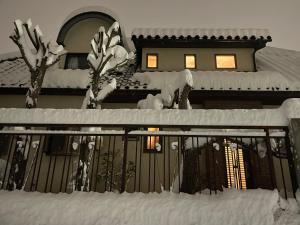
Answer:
[0, 0, 300, 54]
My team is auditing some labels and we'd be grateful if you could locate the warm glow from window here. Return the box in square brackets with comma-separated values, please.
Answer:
[224, 139, 247, 190]
[147, 128, 159, 150]
[185, 55, 196, 69]
[147, 54, 158, 68]
[216, 55, 236, 69]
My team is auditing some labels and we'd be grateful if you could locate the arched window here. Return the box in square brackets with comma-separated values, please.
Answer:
[57, 12, 122, 69]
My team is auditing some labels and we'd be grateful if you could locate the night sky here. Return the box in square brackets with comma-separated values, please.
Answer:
[0, 0, 299, 53]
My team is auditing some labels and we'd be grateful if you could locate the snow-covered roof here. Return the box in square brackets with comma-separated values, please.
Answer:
[0, 47, 299, 92]
[0, 57, 28, 87]
[256, 47, 300, 84]
[133, 70, 291, 92]
[132, 28, 271, 40]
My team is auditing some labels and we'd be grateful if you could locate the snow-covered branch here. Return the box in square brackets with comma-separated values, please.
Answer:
[10, 19, 65, 108]
[83, 22, 132, 109]
[87, 22, 129, 77]
[10, 19, 65, 70]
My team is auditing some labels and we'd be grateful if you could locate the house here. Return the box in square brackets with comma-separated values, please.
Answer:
[131, 28, 271, 72]
[0, 10, 299, 199]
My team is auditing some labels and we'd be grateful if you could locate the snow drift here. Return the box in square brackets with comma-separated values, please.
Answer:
[0, 189, 298, 225]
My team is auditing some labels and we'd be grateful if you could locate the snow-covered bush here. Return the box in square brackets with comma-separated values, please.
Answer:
[98, 149, 135, 192]
[137, 69, 193, 110]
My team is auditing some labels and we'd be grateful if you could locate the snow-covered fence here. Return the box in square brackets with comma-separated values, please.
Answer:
[0, 122, 297, 198]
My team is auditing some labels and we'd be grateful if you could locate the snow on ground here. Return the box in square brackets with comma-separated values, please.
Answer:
[133, 70, 294, 91]
[0, 189, 298, 225]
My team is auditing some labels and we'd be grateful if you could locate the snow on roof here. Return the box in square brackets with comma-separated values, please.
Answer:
[0, 47, 299, 91]
[132, 28, 271, 40]
[0, 57, 28, 87]
[133, 70, 291, 91]
[256, 47, 300, 84]
[0, 59, 91, 89]
[0, 61, 144, 90]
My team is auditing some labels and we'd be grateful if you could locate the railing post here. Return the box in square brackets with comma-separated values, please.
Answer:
[264, 128, 276, 189]
[120, 129, 129, 193]
[284, 128, 299, 197]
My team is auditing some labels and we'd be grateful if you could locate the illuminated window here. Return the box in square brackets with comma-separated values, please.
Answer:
[184, 54, 196, 69]
[145, 128, 161, 153]
[224, 139, 247, 190]
[146, 54, 158, 68]
[215, 55, 236, 69]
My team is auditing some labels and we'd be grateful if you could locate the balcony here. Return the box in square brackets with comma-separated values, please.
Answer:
[0, 108, 297, 198]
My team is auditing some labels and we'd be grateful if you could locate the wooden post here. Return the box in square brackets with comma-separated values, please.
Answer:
[120, 129, 129, 193]
[284, 128, 298, 197]
[264, 128, 276, 189]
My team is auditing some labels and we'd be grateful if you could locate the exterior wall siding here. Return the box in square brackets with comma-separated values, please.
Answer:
[58, 17, 114, 68]
[1, 133, 294, 196]
[0, 95, 137, 109]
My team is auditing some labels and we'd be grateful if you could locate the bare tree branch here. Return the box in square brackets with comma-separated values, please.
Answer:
[9, 35, 35, 72]
[24, 24, 38, 50]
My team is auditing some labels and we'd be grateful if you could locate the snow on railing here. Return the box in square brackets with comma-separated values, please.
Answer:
[1, 99, 299, 127]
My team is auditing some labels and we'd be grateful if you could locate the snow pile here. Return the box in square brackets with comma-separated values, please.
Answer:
[43, 69, 90, 89]
[138, 69, 193, 109]
[281, 98, 300, 118]
[133, 70, 292, 91]
[0, 189, 291, 225]
[274, 196, 300, 225]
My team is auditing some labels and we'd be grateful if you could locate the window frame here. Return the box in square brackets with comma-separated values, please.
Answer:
[184, 54, 197, 69]
[215, 54, 237, 70]
[64, 53, 89, 70]
[44, 127, 78, 156]
[146, 53, 158, 69]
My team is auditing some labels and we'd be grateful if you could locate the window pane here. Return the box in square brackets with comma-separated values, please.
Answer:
[147, 128, 159, 150]
[147, 55, 158, 68]
[65, 53, 89, 69]
[185, 55, 196, 69]
[224, 139, 247, 190]
[66, 56, 79, 69]
[216, 55, 236, 69]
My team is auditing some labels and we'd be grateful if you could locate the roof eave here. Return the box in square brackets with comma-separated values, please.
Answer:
[131, 37, 269, 50]
[1, 88, 299, 106]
